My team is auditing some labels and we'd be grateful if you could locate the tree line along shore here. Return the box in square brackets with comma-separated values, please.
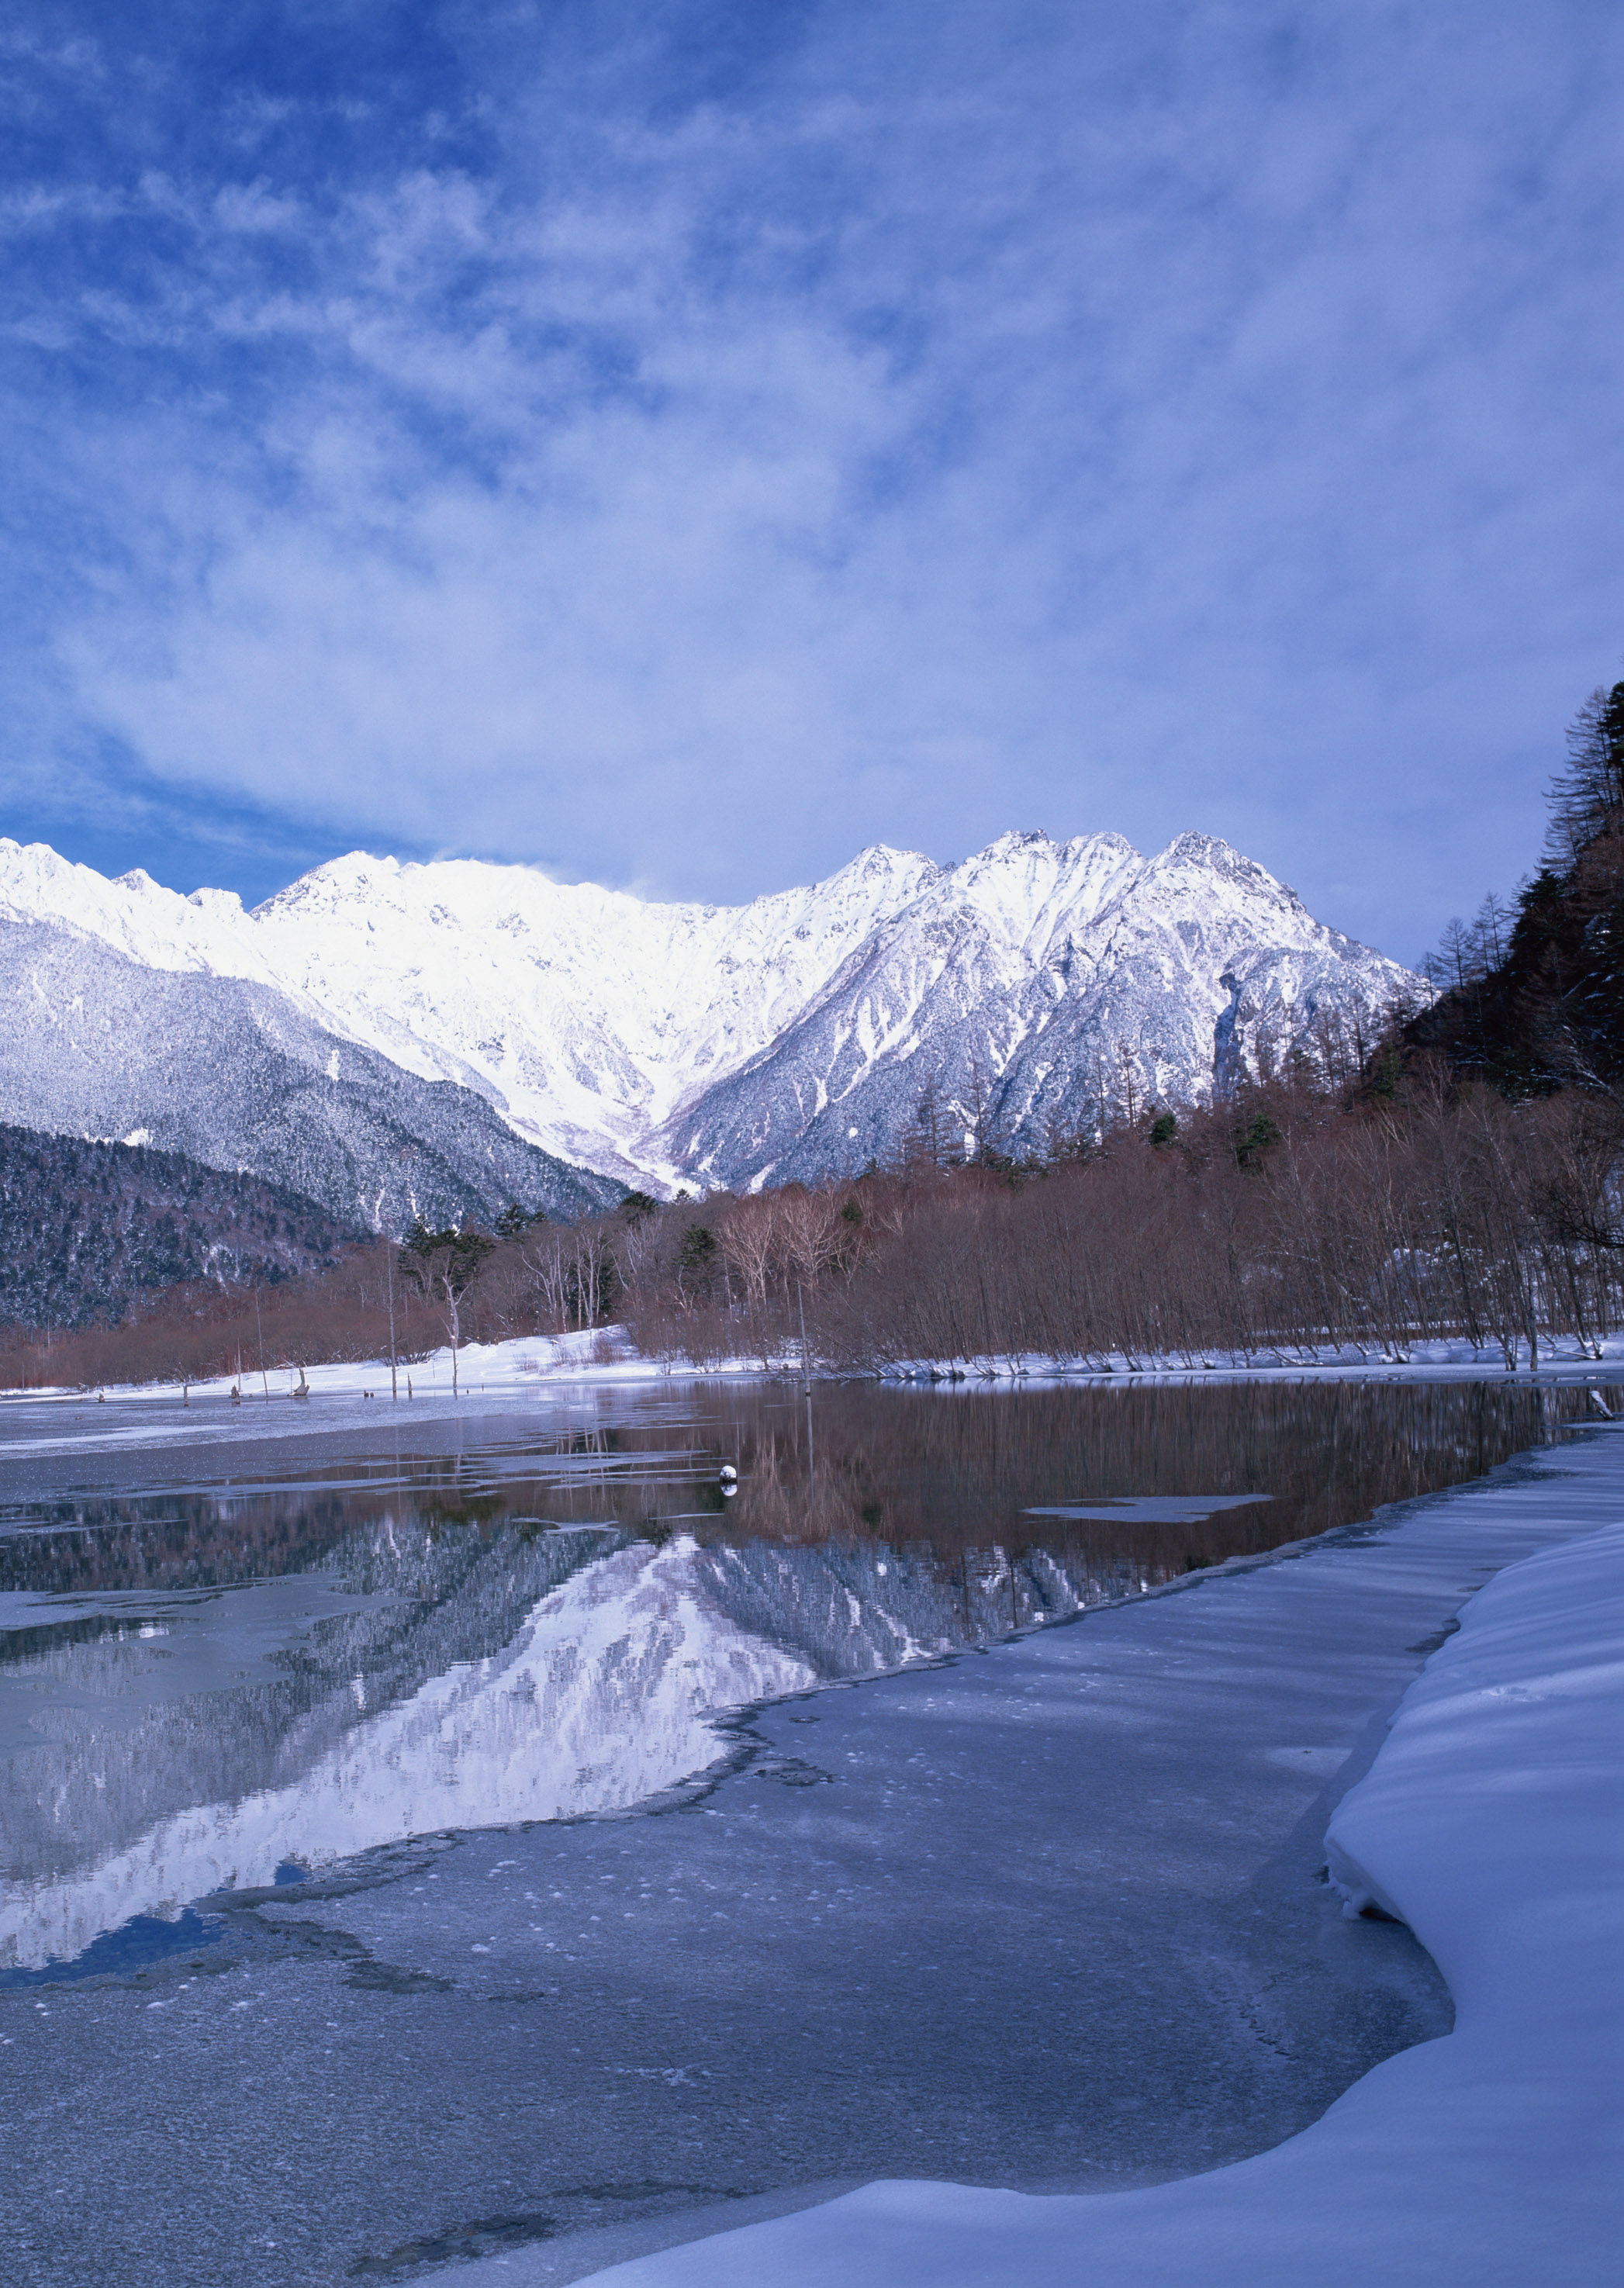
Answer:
[1, 1070, 1618, 1395]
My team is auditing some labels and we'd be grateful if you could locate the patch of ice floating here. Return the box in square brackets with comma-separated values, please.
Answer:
[565, 1473, 1624, 2286]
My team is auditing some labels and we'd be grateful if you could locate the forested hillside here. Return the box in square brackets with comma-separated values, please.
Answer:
[1405, 681, 1624, 1094]
[0, 1125, 363, 1328]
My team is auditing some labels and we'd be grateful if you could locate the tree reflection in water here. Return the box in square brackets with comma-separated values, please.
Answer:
[0, 1377, 1591, 1607]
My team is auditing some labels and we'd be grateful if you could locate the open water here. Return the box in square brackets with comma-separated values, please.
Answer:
[0, 1373, 1598, 1981]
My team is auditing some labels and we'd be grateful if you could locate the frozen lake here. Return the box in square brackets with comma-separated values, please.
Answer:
[0, 1373, 1611, 2284]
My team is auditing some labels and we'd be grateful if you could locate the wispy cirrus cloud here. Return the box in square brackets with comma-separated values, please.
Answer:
[2, 2, 1622, 957]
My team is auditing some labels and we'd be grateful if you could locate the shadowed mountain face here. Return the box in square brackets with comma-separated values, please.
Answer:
[0, 921, 621, 1232]
[2, 831, 1417, 1193]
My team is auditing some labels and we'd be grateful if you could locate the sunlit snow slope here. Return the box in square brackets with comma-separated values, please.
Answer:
[0, 830, 1418, 1194]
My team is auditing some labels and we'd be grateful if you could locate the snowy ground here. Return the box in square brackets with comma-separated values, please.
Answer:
[447, 1432, 1622, 2288]
[3, 1325, 755, 1413]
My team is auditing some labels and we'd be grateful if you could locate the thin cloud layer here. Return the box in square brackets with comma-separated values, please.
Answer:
[2, 2, 1622, 957]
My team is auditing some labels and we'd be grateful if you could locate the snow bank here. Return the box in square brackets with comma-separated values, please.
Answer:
[573, 1506, 1624, 2286]
[876, 1331, 1624, 1382]
[0, 1327, 794, 1427]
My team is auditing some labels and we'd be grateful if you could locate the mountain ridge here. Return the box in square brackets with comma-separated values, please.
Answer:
[0, 913, 620, 1232]
[0, 828, 1421, 1197]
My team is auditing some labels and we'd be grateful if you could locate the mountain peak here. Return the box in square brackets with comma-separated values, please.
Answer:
[0, 830, 1415, 1193]
[1146, 831, 1302, 902]
[1154, 830, 1249, 869]
[978, 828, 1054, 854]
[814, 842, 935, 894]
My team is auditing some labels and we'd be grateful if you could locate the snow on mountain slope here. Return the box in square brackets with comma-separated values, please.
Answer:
[0, 831, 1418, 1194]
[651, 831, 1416, 1186]
[0, 915, 620, 1231]
[244, 842, 941, 1183]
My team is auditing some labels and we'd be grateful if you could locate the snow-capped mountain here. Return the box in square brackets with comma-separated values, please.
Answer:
[0, 829, 1419, 1199]
[0, 913, 620, 1232]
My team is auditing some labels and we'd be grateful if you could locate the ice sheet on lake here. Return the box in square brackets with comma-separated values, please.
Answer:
[558, 1456, 1624, 2287]
[0, 1540, 814, 1972]
[1024, 1494, 1272, 1522]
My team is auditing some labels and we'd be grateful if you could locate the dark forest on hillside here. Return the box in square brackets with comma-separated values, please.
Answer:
[0, 1126, 362, 1329]
[1406, 680, 1624, 1096]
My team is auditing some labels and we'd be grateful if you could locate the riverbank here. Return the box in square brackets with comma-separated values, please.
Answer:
[8, 1323, 1624, 1444]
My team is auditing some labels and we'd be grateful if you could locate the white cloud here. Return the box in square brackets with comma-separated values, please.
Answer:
[5, 2, 1624, 955]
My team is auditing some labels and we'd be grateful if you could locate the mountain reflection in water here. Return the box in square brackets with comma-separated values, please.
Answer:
[0, 1377, 1588, 1972]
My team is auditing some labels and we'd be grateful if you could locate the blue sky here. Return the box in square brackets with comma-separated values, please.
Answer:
[2, 2, 1621, 963]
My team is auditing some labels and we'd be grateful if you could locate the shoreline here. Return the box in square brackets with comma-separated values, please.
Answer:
[482, 1429, 1624, 2288]
[6, 1322, 1624, 1417]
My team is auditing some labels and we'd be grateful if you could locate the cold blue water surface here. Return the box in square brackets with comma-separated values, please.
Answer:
[0, 1372, 1611, 2287]
[0, 1374, 1598, 1982]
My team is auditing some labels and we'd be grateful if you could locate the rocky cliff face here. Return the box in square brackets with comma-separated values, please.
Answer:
[0, 829, 1418, 1196]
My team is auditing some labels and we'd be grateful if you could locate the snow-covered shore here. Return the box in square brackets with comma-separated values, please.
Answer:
[0, 1325, 753, 1412]
[544, 1436, 1624, 2287]
[873, 1329, 1624, 1383]
[0, 1330, 779, 1462]
[10, 1325, 1624, 1446]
